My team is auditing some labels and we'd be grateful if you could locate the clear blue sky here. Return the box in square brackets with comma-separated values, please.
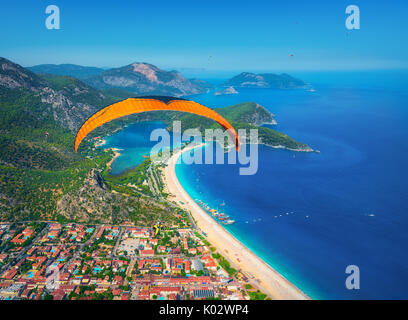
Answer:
[1, 0, 407, 72]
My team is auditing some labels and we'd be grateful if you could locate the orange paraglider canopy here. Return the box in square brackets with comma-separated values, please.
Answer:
[74, 96, 240, 152]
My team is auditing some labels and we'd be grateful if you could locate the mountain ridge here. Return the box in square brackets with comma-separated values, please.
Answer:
[29, 61, 214, 97]
[224, 72, 308, 89]
[84, 62, 212, 97]
[27, 63, 105, 80]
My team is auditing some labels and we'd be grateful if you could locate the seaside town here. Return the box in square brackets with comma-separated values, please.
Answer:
[0, 218, 268, 300]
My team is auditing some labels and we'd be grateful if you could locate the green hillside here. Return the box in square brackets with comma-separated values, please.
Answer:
[0, 59, 176, 224]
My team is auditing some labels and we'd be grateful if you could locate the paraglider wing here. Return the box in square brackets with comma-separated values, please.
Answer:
[74, 96, 240, 152]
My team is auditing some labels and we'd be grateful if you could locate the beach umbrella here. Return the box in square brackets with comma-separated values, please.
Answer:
[74, 96, 240, 152]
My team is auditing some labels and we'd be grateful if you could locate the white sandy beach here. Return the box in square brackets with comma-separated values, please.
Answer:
[163, 143, 309, 300]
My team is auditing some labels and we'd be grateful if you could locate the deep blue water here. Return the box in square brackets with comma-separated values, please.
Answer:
[106, 71, 408, 299]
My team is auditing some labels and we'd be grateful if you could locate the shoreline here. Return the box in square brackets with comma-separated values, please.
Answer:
[106, 148, 122, 173]
[163, 143, 310, 300]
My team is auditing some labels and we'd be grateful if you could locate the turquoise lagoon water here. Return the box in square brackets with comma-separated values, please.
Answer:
[103, 121, 168, 175]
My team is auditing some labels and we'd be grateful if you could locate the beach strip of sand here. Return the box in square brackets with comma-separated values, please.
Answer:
[163, 143, 309, 300]
[106, 148, 121, 172]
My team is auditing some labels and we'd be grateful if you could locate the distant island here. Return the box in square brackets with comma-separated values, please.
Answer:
[214, 86, 238, 96]
[224, 72, 308, 89]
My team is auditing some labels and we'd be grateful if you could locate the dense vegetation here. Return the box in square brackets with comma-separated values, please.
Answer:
[217, 102, 273, 124]
[39, 74, 134, 107]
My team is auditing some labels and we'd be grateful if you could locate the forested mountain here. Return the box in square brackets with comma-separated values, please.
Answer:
[0, 57, 176, 224]
[224, 72, 308, 89]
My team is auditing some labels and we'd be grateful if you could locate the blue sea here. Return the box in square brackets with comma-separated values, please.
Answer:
[105, 71, 408, 299]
